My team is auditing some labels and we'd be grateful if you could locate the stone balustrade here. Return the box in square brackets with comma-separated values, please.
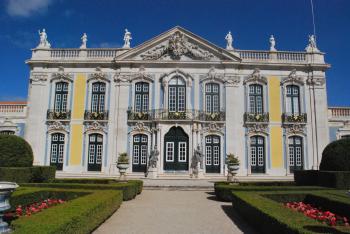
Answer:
[328, 107, 350, 120]
[0, 102, 27, 118]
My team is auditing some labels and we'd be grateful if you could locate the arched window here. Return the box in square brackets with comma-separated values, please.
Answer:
[88, 133, 103, 171]
[288, 136, 303, 172]
[132, 134, 148, 172]
[249, 84, 263, 114]
[286, 85, 300, 114]
[205, 83, 220, 113]
[205, 135, 220, 173]
[250, 136, 265, 173]
[54, 82, 69, 112]
[0, 130, 15, 135]
[168, 76, 186, 112]
[91, 82, 106, 112]
[50, 133, 65, 170]
[134, 82, 149, 112]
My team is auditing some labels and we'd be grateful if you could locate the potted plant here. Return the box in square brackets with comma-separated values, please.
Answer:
[226, 153, 240, 181]
[116, 152, 129, 180]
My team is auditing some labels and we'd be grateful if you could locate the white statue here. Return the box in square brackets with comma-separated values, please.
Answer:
[37, 29, 51, 48]
[123, 29, 132, 48]
[80, 33, 87, 49]
[225, 31, 233, 50]
[269, 35, 276, 51]
[306, 34, 319, 52]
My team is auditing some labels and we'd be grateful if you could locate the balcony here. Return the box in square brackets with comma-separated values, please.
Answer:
[127, 110, 151, 121]
[244, 112, 269, 124]
[198, 111, 226, 121]
[84, 110, 109, 121]
[47, 109, 71, 120]
[282, 113, 307, 124]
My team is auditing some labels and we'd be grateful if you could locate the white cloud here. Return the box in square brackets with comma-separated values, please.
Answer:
[6, 0, 53, 17]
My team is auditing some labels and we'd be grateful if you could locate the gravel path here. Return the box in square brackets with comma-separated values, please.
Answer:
[93, 190, 257, 234]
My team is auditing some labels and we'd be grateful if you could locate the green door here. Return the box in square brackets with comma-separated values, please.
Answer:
[164, 127, 189, 171]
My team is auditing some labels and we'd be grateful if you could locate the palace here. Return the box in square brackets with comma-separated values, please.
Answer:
[1, 26, 349, 179]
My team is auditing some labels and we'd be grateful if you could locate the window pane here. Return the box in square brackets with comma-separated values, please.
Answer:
[166, 142, 174, 161]
[141, 145, 147, 164]
[178, 142, 186, 162]
[178, 87, 185, 112]
[206, 146, 212, 165]
[133, 145, 139, 164]
[169, 87, 176, 112]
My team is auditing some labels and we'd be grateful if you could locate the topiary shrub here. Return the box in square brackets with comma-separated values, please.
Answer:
[320, 138, 350, 171]
[0, 135, 33, 167]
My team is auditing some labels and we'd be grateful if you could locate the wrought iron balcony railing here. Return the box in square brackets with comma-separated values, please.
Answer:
[127, 110, 151, 121]
[198, 111, 226, 121]
[244, 112, 269, 123]
[47, 109, 71, 120]
[282, 113, 307, 124]
[84, 110, 109, 120]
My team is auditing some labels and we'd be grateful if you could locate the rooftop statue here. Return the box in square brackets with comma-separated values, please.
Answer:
[306, 34, 319, 52]
[123, 29, 132, 48]
[80, 33, 87, 49]
[37, 29, 51, 49]
[269, 35, 276, 51]
[225, 31, 233, 50]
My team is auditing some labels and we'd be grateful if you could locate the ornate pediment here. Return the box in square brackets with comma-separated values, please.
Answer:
[88, 67, 110, 82]
[115, 26, 241, 62]
[246, 123, 269, 136]
[51, 66, 73, 83]
[47, 121, 69, 133]
[244, 68, 267, 85]
[284, 124, 306, 136]
[114, 66, 154, 84]
[281, 69, 304, 85]
[30, 72, 48, 84]
[84, 121, 107, 133]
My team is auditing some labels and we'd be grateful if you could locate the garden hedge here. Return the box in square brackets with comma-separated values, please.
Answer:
[231, 190, 350, 234]
[21, 180, 142, 201]
[9, 188, 123, 234]
[320, 138, 350, 171]
[294, 170, 350, 189]
[0, 166, 56, 183]
[0, 135, 33, 167]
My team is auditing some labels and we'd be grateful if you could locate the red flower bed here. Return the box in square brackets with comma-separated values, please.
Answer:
[285, 202, 349, 227]
[4, 198, 65, 220]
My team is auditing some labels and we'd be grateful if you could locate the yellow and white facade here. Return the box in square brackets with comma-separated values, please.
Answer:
[19, 26, 332, 179]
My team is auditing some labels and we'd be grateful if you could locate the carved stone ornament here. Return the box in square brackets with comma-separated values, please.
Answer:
[224, 76, 241, 86]
[84, 121, 107, 133]
[246, 123, 268, 135]
[140, 31, 214, 61]
[47, 121, 69, 133]
[306, 77, 326, 86]
[51, 66, 73, 83]
[243, 68, 267, 85]
[88, 67, 109, 82]
[281, 69, 304, 85]
[132, 122, 150, 133]
[285, 124, 306, 136]
[30, 72, 48, 84]
[114, 66, 153, 83]
[202, 122, 224, 134]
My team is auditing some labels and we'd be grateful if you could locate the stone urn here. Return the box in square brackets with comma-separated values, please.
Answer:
[117, 163, 129, 180]
[0, 182, 19, 233]
[227, 163, 240, 182]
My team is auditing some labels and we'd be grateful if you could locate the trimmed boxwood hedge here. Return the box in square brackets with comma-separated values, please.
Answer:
[0, 166, 56, 183]
[231, 190, 350, 234]
[320, 138, 350, 171]
[294, 170, 350, 189]
[10, 188, 123, 234]
[0, 135, 33, 167]
[21, 181, 141, 201]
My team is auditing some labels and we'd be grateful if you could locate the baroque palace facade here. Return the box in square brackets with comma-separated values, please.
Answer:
[2, 26, 348, 179]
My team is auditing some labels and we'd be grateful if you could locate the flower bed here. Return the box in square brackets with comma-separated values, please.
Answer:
[285, 201, 349, 227]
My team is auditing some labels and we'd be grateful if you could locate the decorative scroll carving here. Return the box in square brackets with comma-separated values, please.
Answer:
[202, 122, 224, 135]
[114, 66, 154, 83]
[140, 31, 214, 60]
[130, 122, 151, 134]
[30, 72, 48, 84]
[285, 124, 306, 136]
[246, 123, 269, 135]
[281, 69, 304, 85]
[47, 121, 69, 133]
[243, 68, 267, 85]
[84, 121, 107, 133]
[306, 77, 326, 86]
[51, 66, 73, 83]
[88, 67, 109, 82]
[224, 76, 241, 86]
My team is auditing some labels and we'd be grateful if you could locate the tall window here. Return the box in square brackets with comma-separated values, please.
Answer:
[205, 83, 220, 113]
[91, 82, 106, 112]
[168, 77, 186, 112]
[50, 133, 65, 170]
[250, 136, 265, 173]
[249, 84, 263, 114]
[132, 134, 148, 172]
[87, 134, 103, 171]
[288, 136, 303, 172]
[205, 135, 220, 173]
[135, 82, 149, 112]
[286, 85, 300, 114]
[54, 82, 68, 112]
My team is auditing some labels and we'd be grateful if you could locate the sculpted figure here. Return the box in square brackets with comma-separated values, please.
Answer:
[37, 29, 51, 48]
[123, 29, 132, 48]
[80, 33, 87, 49]
[148, 145, 159, 169]
[225, 31, 233, 50]
[191, 145, 204, 170]
[269, 35, 276, 51]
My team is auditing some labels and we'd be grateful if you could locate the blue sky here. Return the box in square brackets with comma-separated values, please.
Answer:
[0, 0, 349, 106]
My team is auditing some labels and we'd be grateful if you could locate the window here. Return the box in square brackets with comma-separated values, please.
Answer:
[0, 131, 15, 135]
[178, 142, 187, 162]
[50, 133, 65, 170]
[288, 136, 303, 172]
[205, 135, 221, 173]
[87, 133, 103, 171]
[205, 83, 220, 113]
[249, 84, 263, 114]
[132, 134, 148, 172]
[166, 142, 174, 162]
[168, 77, 186, 112]
[135, 82, 149, 112]
[286, 85, 300, 114]
[54, 82, 68, 112]
[91, 82, 106, 112]
[250, 136, 265, 173]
